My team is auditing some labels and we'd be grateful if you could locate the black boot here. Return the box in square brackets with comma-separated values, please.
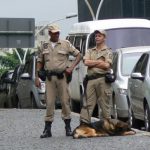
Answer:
[40, 121, 52, 138]
[64, 119, 72, 136]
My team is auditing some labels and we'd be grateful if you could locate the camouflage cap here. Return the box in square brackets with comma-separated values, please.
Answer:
[94, 29, 106, 37]
[48, 24, 61, 33]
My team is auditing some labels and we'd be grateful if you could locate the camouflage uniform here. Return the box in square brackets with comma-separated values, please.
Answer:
[80, 47, 113, 123]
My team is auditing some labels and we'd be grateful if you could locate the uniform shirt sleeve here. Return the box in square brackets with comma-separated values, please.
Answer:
[83, 49, 91, 60]
[105, 49, 113, 65]
[66, 40, 80, 56]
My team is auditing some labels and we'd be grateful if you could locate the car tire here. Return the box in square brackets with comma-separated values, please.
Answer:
[17, 96, 21, 108]
[127, 97, 141, 129]
[11, 96, 19, 108]
[144, 104, 150, 131]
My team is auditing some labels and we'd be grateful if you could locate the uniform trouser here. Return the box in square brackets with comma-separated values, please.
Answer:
[44, 75, 71, 122]
[80, 77, 112, 123]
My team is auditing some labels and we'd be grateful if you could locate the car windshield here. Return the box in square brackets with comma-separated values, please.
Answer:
[106, 28, 150, 51]
[121, 52, 143, 76]
[88, 28, 150, 51]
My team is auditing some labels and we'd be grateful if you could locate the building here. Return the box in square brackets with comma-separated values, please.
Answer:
[78, 0, 150, 22]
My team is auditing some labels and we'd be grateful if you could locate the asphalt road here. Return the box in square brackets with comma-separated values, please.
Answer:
[0, 109, 150, 150]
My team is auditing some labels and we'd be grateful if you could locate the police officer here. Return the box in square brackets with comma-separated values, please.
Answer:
[80, 29, 113, 124]
[36, 24, 81, 138]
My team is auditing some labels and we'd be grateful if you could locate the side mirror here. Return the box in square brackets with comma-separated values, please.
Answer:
[20, 73, 31, 80]
[131, 72, 144, 81]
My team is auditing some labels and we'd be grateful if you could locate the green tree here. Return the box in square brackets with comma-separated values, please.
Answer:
[0, 48, 32, 76]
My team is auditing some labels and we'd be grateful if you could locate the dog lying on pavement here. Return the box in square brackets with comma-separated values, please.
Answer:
[73, 118, 136, 139]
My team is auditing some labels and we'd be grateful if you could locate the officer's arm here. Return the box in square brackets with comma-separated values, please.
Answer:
[66, 53, 81, 74]
[95, 61, 111, 70]
[71, 53, 81, 69]
[84, 59, 101, 67]
[36, 62, 43, 74]
[95, 51, 113, 70]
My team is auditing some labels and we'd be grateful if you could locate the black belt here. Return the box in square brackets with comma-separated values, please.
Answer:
[46, 70, 65, 79]
[87, 74, 105, 80]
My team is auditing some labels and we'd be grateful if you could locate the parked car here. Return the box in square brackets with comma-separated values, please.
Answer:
[16, 54, 46, 108]
[0, 70, 14, 108]
[111, 46, 150, 120]
[7, 64, 24, 108]
[127, 51, 150, 131]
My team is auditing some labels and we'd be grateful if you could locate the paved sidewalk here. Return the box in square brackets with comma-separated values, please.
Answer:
[0, 109, 150, 150]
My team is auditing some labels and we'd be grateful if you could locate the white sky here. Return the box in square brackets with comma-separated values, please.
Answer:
[0, 0, 78, 38]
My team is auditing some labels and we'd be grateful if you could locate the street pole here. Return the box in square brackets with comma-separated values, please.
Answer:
[35, 13, 77, 37]
[14, 49, 23, 64]
[96, 0, 105, 20]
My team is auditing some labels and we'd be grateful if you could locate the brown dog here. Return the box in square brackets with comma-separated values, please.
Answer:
[73, 118, 136, 139]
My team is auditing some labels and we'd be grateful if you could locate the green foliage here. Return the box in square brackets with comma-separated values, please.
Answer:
[0, 48, 32, 76]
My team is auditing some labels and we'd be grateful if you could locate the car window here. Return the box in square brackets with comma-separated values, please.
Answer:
[121, 52, 144, 76]
[80, 36, 87, 56]
[67, 36, 75, 45]
[132, 53, 148, 73]
[74, 36, 82, 52]
[106, 28, 150, 51]
[112, 52, 118, 75]
[23, 57, 33, 76]
[88, 33, 96, 49]
[88, 28, 150, 52]
[140, 54, 149, 75]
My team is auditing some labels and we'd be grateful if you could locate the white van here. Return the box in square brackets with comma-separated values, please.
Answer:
[67, 18, 150, 113]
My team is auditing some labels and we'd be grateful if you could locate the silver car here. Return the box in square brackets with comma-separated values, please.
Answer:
[16, 54, 46, 108]
[111, 46, 150, 120]
[127, 51, 150, 131]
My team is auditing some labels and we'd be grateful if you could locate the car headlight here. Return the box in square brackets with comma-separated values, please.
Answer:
[40, 82, 45, 91]
[118, 88, 127, 95]
[37, 82, 45, 93]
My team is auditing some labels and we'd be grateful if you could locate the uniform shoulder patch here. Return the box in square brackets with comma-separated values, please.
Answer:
[43, 43, 48, 49]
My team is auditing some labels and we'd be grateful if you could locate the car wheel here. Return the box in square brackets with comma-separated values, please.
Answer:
[127, 98, 141, 129]
[128, 101, 134, 127]
[112, 94, 118, 119]
[17, 96, 21, 108]
[144, 104, 150, 131]
[30, 95, 37, 108]
[11, 96, 19, 108]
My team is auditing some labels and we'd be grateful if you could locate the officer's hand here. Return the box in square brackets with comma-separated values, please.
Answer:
[35, 77, 41, 87]
[65, 67, 73, 75]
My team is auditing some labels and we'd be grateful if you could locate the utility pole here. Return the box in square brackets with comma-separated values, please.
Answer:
[35, 13, 77, 37]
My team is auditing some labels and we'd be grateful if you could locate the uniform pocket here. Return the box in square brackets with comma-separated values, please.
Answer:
[104, 89, 112, 97]
[104, 89, 112, 104]
[57, 50, 68, 60]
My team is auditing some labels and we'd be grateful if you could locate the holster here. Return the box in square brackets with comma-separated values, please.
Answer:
[38, 69, 46, 81]
[83, 75, 89, 91]
[65, 72, 72, 84]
